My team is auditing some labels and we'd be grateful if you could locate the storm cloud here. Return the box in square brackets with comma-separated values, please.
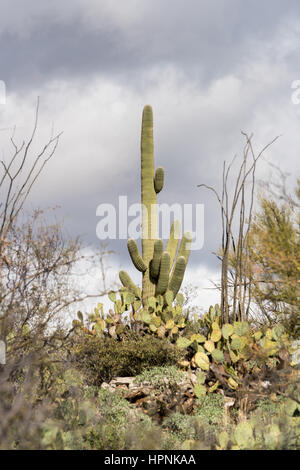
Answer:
[1, 0, 300, 309]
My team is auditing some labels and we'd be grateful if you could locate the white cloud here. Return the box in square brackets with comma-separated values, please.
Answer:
[0, 9, 300, 274]
[182, 265, 220, 313]
[0, 77, 141, 201]
[1, 1, 300, 332]
[1, 41, 299, 226]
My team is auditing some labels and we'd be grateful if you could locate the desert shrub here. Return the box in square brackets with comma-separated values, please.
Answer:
[217, 397, 300, 450]
[254, 396, 285, 417]
[175, 304, 299, 400]
[162, 412, 218, 450]
[160, 393, 225, 448]
[247, 193, 300, 334]
[0, 346, 76, 449]
[180, 316, 203, 339]
[163, 413, 202, 441]
[41, 383, 170, 450]
[134, 366, 185, 389]
[84, 389, 153, 450]
[72, 332, 186, 385]
[194, 393, 224, 430]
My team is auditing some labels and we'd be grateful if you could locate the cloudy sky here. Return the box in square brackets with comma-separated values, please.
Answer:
[1, 0, 300, 310]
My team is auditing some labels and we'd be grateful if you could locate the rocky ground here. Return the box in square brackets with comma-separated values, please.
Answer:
[100, 372, 236, 424]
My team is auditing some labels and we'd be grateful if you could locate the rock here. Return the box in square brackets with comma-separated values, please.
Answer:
[181, 397, 194, 414]
[101, 382, 115, 393]
[261, 380, 271, 389]
[183, 389, 194, 399]
[128, 382, 139, 389]
[106, 374, 199, 423]
[125, 387, 152, 402]
[110, 377, 136, 386]
[190, 373, 198, 385]
[291, 340, 300, 368]
[116, 384, 128, 390]
[178, 360, 190, 369]
[224, 396, 235, 409]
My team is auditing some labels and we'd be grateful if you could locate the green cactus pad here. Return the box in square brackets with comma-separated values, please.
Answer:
[234, 422, 254, 449]
[194, 351, 210, 370]
[222, 323, 234, 339]
[194, 384, 207, 397]
[211, 349, 225, 363]
[164, 290, 174, 306]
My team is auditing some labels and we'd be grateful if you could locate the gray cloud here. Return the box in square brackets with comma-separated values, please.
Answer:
[2, 0, 300, 89]
[1, 0, 300, 285]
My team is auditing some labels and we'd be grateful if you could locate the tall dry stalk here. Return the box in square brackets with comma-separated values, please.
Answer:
[198, 133, 279, 323]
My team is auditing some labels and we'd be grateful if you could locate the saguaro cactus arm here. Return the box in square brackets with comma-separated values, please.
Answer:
[169, 256, 186, 297]
[150, 239, 164, 280]
[177, 231, 192, 265]
[127, 239, 147, 272]
[167, 231, 192, 296]
[154, 167, 164, 193]
[119, 270, 141, 299]
[166, 220, 181, 269]
[155, 251, 171, 296]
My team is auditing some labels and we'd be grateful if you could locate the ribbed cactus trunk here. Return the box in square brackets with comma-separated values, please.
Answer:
[119, 104, 191, 306]
[141, 106, 158, 303]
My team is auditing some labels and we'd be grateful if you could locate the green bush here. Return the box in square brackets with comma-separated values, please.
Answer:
[194, 393, 224, 429]
[217, 405, 300, 450]
[41, 387, 154, 450]
[161, 393, 225, 448]
[134, 366, 185, 390]
[72, 332, 186, 385]
[254, 396, 285, 417]
[84, 389, 153, 450]
[163, 413, 201, 441]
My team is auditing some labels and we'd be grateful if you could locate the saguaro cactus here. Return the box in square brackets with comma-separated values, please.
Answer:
[119, 105, 191, 304]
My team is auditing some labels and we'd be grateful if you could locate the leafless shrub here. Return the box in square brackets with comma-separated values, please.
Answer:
[198, 133, 279, 323]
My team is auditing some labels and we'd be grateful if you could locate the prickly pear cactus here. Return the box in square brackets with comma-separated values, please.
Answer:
[119, 105, 191, 305]
[174, 304, 298, 396]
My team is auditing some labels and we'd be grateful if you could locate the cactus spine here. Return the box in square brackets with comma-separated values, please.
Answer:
[119, 105, 191, 304]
